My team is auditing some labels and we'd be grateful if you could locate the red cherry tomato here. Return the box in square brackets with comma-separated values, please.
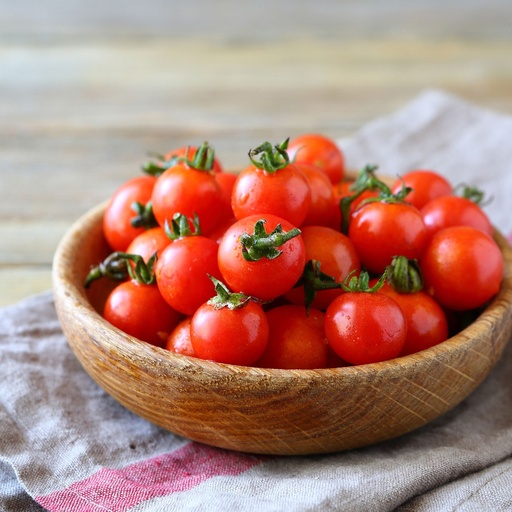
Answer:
[420, 226, 503, 311]
[287, 133, 345, 184]
[103, 280, 181, 348]
[103, 175, 157, 251]
[126, 226, 170, 263]
[421, 195, 494, 238]
[296, 163, 340, 228]
[391, 170, 453, 210]
[256, 305, 328, 369]
[215, 171, 238, 220]
[217, 214, 306, 301]
[156, 235, 223, 315]
[376, 282, 449, 356]
[285, 226, 360, 310]
[324, 291, 407, 365]
[151, 163, 224, 236]
[166, 317, 195, 357]
[231, 161, 311, 227]
[349, 202, 428, 274]
[190, 300, 269, 366]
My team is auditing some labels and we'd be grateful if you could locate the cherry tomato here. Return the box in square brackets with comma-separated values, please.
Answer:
[231, 160, 311, 227]
[126, 226, 170, 263]
[376, 282, 449, 356]
[190, 300, 269, 366]
[166, 317, 195, 357]
[296, 163, 340, 228]
[217, 214, 306, 301]
[391, 169, 453, 210]
[156, 235, 223, 315]
[287, 133, 345, 184]
[256, 305, 328, 369]
[325, 291, 407, 365]
[285, 226, 360, 310]
[349, 202, 428, 274]
[151, 156, 225, 236]
[420, 226, 503, 311]
[103, 175, 157, 251]
[215, 171, 238, 220]
[421, 195, 494, 238]
[103, 280, 181, 348]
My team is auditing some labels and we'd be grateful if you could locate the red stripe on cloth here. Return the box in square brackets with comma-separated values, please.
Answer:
[36, 442, 266, 512]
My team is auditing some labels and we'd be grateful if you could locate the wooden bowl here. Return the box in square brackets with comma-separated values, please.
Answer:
[52, 201, 512, 455]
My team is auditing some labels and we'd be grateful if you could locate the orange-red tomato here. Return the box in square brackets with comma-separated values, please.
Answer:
[325, 291, 407, 365]
[297, 163, 341, 229]
[126, 226, 170, 263]
[391, 169, 453, 210]
[151, 162, 225, 236]
[231, 161, 311, 227]
[376, 282, 449, 356]
[156, 235, 223, 316]
[103, 280, 181, 348]
[257, 305, 328, 369]
[190, 300, 269, 366]
[287, 133, 345, 184]
[166, 317, 195, 357]
[103, 175, 157, 251]
[420, 226, 503, 311]
[421, 195, 494, 239]
[218, 214, 306, 302]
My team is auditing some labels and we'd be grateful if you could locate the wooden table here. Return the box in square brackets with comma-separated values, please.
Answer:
[2, 0, 512, 307]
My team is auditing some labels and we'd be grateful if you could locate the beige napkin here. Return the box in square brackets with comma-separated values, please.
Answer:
[1, 90, 512, 512]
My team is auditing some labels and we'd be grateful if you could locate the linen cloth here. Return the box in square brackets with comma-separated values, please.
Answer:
[1, 90, 512, 512]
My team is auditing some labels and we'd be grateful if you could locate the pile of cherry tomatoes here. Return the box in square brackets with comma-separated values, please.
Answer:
[85, 134, 504, 369]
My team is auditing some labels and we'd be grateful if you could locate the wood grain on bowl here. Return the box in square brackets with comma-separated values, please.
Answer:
[52, 200, 512, 455]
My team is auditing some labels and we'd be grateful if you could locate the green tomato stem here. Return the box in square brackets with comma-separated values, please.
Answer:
[240, 219, 301, 261]
[248, 138, 290, 174]
[207, 275, 252, 310]
[387, 256, 423, 293]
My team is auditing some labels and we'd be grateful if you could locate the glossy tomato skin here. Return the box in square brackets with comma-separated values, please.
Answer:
[420, 226, 503, 311]
[349, 202, 428, 274]
[190, 301, 269, 366]
[155, 235, 222, 316]
[287, 133, 345, 184]
[231, 163, 311, 227]
[285, 226, 360, 310]
[103, 280, 181, 348]
[391, 169, 453, 210]
[166, 317, 194, 356]
[215, 171, 238, 220]
[103, 175, 157, 251]
[324, 292, 407, 365]
[256, 305, 328, 369]
[376, 282, 449, 356]
[126, 226, 170, 263]
[421, 195, 494, 239]
[151, 163, 224, 235]
[297, 163, 340, 229]
[218, 214, 306, 302]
